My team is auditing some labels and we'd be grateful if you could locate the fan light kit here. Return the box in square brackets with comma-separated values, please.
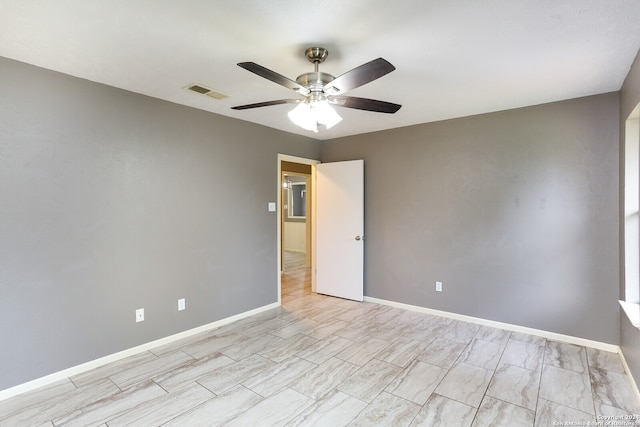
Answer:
[232, 47, 401, 133]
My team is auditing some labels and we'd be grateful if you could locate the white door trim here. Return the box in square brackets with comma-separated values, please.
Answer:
[277, 154, 319, 304]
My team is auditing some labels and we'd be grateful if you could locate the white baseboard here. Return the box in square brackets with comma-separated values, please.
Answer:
[364, 296, 620, 353]
[0, 302, 280, 402]
[3, 297, 634, 403]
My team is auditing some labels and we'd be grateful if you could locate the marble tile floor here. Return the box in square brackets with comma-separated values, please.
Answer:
[1, 252, 639, 426]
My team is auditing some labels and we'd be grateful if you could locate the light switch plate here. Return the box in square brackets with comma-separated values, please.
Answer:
[268, 202, 276, 212]
[178, 298, 186, 311]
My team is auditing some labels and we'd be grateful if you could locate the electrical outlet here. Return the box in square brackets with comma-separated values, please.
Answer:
[136, 308, 145, 322]
[435, 281, 443, 292]
[178, 298, 186, 311]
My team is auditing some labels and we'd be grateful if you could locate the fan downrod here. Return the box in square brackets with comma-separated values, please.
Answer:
[297, 47, 334, 90]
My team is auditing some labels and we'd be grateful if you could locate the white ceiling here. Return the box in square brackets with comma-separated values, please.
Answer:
[2, 1, 640, 140]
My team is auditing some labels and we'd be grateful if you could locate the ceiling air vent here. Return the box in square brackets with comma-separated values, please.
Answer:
[186, 83, 229, 100]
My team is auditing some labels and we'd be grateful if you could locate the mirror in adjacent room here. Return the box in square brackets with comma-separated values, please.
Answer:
[283, 174, 307, 219]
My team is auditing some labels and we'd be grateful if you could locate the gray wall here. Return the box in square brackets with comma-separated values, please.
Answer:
[0, 57, 321, 390]
[322, 93, 620, 344]
[0, 51, 629, 392]
[620, 49, 640, 382]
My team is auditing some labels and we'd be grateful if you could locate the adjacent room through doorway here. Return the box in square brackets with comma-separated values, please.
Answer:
[279, 157, 316, 302]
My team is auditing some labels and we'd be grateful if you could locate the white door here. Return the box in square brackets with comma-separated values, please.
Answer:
[315, 160, 364, 301]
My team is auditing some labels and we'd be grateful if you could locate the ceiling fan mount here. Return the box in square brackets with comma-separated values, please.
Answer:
[231, 46, 401, 131]
[295, 48, 335, 95]
[304, 47, 329, 65]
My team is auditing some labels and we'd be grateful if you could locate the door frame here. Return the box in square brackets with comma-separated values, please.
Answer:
[277, 154, 320, 304]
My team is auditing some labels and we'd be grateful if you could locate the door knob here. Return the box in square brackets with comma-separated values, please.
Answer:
[355, 236, 364, 241]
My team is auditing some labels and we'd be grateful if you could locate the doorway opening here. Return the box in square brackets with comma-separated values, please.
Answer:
[277, 154, 319, 304]
[282, 170, 310, 271]
[277, 155, 365, 304]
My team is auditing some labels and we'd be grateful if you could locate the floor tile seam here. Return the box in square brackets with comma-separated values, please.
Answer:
[431, 389, 484, 412]
[66, 375, 83, 391]
[340, 391, 369, 425]
[117, 380, 216, 424]
[109, 351, 199, 390]
[52, 379, 165, 425]
[470, 359, 500, 418]
[542, 342, 590, 372]
[0, 387, 81, 426]
[464, 338, 508, 371]
[480, 394, 538, 414]
[484, 378, 541, 414]
[194, 367, 269, 397]
[400, 333, 438, 349]
[535, 397, 596, 420]
[205, 318, 264, 335]
[446, 342, 472, 370]
[542, 360, 590, 376]
[193, 377, 222, 397]
[336, 358, 405, 396]
[404, 402, 426, 427]
[497, 361, 543, 374]
[495, 360, 543, 415]
[507, 337, 548, 347]
[342, 388, 418, 415]
[590, 394, 634, 416]
[241, 381, 288, 400]
[182, 343, 234, 360]
[236, 353, 317, 396]
[374, 390, 426, 417]
[372, 353, 421, 369]
[334, 340, 395, 366]
[586, 359, 628, 376]
[151, 365, 228, 396]
[256, 342, 320, 363]
[239, 325, 295, 339]
[472, 336, 511, 347]
[73, 351, 163, 389]
[297, 330, 332, 342]
[465, 401, 486, 427]
[185, 386, 258, 426]
[410, 358, 451, 373]
[47, 378, 124, 424]
[384, 366, 449, 406]
[540, 363, 599, 417]
[498, 343, 544, 373]
[106, 376, 125, 395]
[152, 395, 217, 427]
[110, 375, 173, 397]
[245, 357, 321, 396]
[586, 363, 639, 415]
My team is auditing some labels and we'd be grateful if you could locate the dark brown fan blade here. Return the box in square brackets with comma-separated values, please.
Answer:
[231, 99, 300, 110]
[323, 58, 395, 95]
[329, 96, 401, 113]
[238, 62, 310, 96]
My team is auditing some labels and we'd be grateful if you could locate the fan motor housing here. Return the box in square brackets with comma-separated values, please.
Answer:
[296, 72, 334, 92]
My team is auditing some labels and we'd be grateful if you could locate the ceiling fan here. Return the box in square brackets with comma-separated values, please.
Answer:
[231, 47, 401, 132]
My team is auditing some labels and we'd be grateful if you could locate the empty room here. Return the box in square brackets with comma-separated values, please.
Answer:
[2, 1, 640, 426]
